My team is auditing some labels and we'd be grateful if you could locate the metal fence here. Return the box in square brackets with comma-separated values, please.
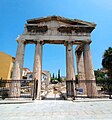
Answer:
[1, 79, 112, 100]
[66, 80, 112, 99]
[0, 80, 36, 100]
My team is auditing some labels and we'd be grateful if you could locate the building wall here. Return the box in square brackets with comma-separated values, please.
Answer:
[22, 68, 31, 78]
[0, 52, 15, 80]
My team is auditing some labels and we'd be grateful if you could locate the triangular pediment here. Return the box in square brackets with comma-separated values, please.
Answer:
[27, 16, 96, 27]
[19, 16, 96, 44]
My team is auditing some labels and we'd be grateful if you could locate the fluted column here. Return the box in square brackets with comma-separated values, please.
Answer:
[33, 41, 42, 100]
[66, 42, 75, 80]
[76, 51, 87, 95]
[83, 43, 97, 97]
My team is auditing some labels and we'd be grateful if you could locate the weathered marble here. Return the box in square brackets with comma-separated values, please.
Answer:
[12, 16, 97, 99]
[65, 42, 75, 80]
[83, 44, 98, 97]
[17, 34, 91, 44]
[10, 61, 21, 97]
[12, 40, 25, 79]
[76, 51, 87, 95]
[33, 42, 42, 100]
[11, 40, 25, 98]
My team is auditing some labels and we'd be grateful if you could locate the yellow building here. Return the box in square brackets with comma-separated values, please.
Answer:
[0, 52, 15, 80]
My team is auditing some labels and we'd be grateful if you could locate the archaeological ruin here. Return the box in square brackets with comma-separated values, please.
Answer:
[11, 16, 98, 99]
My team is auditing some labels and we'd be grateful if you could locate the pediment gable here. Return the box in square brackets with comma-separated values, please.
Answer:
[18, 16, 96, 44]
[27, 16, 96, 27]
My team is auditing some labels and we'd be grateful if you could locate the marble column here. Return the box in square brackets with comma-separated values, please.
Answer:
[66, 42, 75, 80]
[76, 51, 87, 95]
[83, 43, 98, 97]
[33, 41, 42, 100]
[10, 62, 21, 97]
[11, 40, 25, 98]
[65, 42, 76, 97]
[12, 40, 25, 79]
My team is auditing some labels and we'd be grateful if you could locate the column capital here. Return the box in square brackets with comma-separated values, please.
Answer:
[75, 41, 90, 52]
[83, 43, 91, 52]
[35, 40, 44, 45]
[17, 39, 26, 44]
[75, 50, 82, 56]
[64, 41, 74, 46]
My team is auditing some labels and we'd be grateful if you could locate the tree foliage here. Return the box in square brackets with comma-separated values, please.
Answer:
[50, 70, 62, 83]
[94, 69, 106, 80]
[102, 47, 112, 79]
[52, 73, 54, 79]
[57, 69, 62, 82]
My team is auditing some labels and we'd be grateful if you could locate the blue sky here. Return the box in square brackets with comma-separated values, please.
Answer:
[0, 0, 112, 77]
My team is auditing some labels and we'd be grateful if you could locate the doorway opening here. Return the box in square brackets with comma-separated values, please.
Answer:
[42, 44, 66, 100]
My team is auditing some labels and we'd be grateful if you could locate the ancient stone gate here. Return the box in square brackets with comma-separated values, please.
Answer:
[12, 16, 97, 99]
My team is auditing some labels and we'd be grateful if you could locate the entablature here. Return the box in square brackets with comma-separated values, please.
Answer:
[16, 34, 91, 45]
[24, 25, 91, 37]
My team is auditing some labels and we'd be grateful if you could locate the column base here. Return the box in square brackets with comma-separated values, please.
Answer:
[86, 81, 98, 98]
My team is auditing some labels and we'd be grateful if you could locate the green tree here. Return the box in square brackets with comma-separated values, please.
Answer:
[52, 73, 54, 79]
[50, 73, 55, 82]
[94, 69, 106, 80]
[102, 47, 112, 79]
[57, 69, 62, 82]
[58, 69, 60, 79]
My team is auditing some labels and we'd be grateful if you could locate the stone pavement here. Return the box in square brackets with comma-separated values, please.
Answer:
[0, 98, 33, 104]
[0, 99, 112, 120]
